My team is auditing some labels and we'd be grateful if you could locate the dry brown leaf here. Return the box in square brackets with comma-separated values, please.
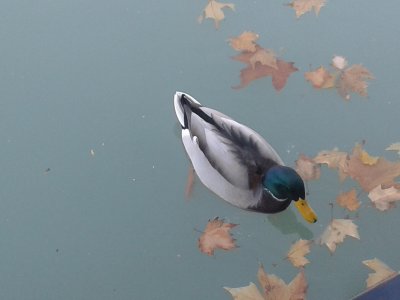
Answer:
[313, 148, 348, 181]
[386, 142, 400, 156]
[224, 283, 265, 300]
[198, 217, 237, 256]
[258, 265, 307, 300]
[319, 219, 360, 253]
[288, 0, 326, 18]
[229, 31, 259, 52]
[198, 0, 235, 29]
[336, 189, 361, 212]
[286, 239, 312, 268]
[233, 58, 298, 91]
[347, 144, 400, 192]
[295, 154, 321, 181]
[363, 258, 397, 289]
[249, 48, 278, 70]
[304, 66, 336, 89]
[368, 185, 400, 211]
[337, 64, 374, 100]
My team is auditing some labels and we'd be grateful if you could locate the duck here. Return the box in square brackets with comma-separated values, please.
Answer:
[174, 92, 317, 223]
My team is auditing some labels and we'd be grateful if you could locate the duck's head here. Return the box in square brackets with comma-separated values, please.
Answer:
[263, 166, 317, 223]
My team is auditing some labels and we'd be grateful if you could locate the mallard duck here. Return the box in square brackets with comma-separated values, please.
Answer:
[174, 92, 317, 223]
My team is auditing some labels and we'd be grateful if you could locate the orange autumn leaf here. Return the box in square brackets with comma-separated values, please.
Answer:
[336, 189, 361, 212]
[368, 185, 400, 211]
[319, 219, 360, 253]
[347, 143, 400, 192]
[313, 148, 348, 181]
[295, 154, 321, 181]
[198, 0, 235, 29]
[288, 0, 326, 18]
[233, 58, 298, 91]
[198, 217, 237, 256]
[286, 239, 312, 268]
[229, 31, 259, 52]
[304, 66, 336, 89]
[337, 64, 374, 100]
[225, 265, 308, 300]
[363, 258, 397, 289]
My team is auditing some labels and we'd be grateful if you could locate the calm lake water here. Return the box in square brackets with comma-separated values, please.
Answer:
[0, 0, 399, 299]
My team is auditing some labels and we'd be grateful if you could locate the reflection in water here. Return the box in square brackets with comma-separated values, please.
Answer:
[266, 208, 314, 240]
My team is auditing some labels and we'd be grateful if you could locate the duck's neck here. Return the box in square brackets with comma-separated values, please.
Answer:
[248, 191, 291, 213]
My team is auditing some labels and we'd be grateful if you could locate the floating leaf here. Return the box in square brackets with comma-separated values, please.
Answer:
[295, 154, 321, 181]
[198, 0, 235, 29]
[313, 148, 348, 181]
[336, 189, 361, 212]
[288, 0, 326, 18]
[229, 31, 259, 52]
[363, 258, 397, 288]
[337, 64, 374, 100]
[198, 217, 237, 256]
[286, 239, 312, 268]
[304, 66, 336, 89]
[319, 219, 360, 253]
[249, 48, 278, 70]
[368, 185, 400, 211]
[224, 283, 265, 300]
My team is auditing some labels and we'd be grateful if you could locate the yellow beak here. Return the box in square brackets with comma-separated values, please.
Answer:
[294, 198, 317, 223]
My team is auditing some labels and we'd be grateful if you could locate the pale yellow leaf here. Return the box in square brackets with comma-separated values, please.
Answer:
[249, 48, 278, 70]
[199, 0, 235, 29]
[224, 282, 265, 300]
[313, 148, 348, 181]
[304, 66, 336, 89]
[288, 0, 326, 18]
[286, 239, 312, 268]
[229, 31, 259, 52]
[368, 185, 400, 211]
[319, 219, 360, 253]
[363, 258, 397, 288]
[336, 189, 361, 212]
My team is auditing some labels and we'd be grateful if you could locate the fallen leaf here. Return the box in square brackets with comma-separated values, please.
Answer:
[258, 265, 307, 300]
[229, 31, 259, 52]
[224, 282, 265, 300]
[363, 258, 397, 289]
[288, 0, 326, 18]
[319, 219, 360, 253]
[336, 189, 361, 212]
[198, 0, 235, 29]
[359, 149, 379, 165]
[386, 142, 400, 156]
[286, 239, 312, 268]
[233, 58, 298, 91]
[198, 217, 237, 256]
[295, 154, 321, 181]
[368, 185, 400, 211]
[313, 148, 348, 181]
[305, 66, 336, 89]
[249, 48, 278, 70]
[347, 144, 400, 192]
[337, 64, 374, 100]
[332, 55, 348, 70]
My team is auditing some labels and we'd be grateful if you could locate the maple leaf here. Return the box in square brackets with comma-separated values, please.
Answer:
[386, 142, 400, 156]
[295, 154, 321, 181]
[304, 66, 336, 89]
[288, 0, 326, 18]
[229, 31, 259, 52]
[198, 0, 235, 29]
[198, 217, 237, 256]
[319, 219, 360, 253]
[363, 258, 397, 288]
[336, 189, 361, 212]
[337, 64, 374, 100]
[313, 148, 348, 181]
[258, 265, 307, 300]
[368, 185, 400, 211]
[224, 283, 265, 300]
[249, 48, 278, 70]
[225, 265, 308, 300]
[347, 143, 400, 192]
[233, 58, 298, 91]
[286, 239, 312, 268]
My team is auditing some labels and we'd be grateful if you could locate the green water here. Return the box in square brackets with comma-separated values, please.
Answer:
[0, 0, 399, 299]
